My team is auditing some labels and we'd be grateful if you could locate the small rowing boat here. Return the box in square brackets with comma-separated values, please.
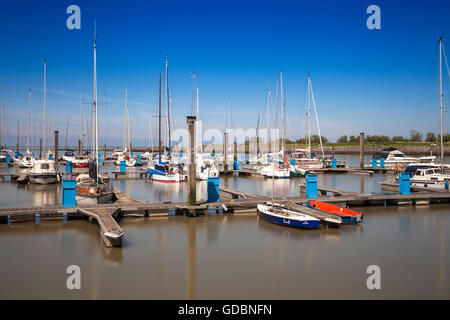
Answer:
[257, 203, 320, 229]
[307, 200, 363, 224]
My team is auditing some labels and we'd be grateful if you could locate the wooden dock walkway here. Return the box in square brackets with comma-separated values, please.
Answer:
[78, 208, 124, 247]
[299, 183, 365, 196]
[2, 183, 450, 247]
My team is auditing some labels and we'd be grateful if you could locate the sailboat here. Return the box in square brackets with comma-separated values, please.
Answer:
[406, 37, 450, 189]
[75, 32, 115, 204]
[290, 75, 323, 175]
[28, 60, 60, 184]
[255, 80, 290, 178]
[19, 89, 36, 168]
[257, 123, 320, 229]
[115, 88, 136, 167]
[194, 83, 219, 180]
[145, 73, 185, 182]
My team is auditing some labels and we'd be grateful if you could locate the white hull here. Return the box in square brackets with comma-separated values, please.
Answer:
[29, 174, 60, 185]
[256, 165, 290, 178]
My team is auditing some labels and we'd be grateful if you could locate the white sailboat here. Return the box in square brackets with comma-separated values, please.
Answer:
[255, 81, 289, 179]
[290, 75, 323, 175]
[19, 89, 36, 168]
[407, 37, 450, 189]
[115, 88, 136, 167]
[194, 84, 219, 180]
[28, 60, 60, 184]
[76, 32, 115, 204]
[145, 72, 185, 182]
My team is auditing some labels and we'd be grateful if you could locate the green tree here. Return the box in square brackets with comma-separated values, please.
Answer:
[392, 136, 407, 143]
[425, 132, 436, 142]
[337, 135, 348, 143]
[410, 130, 423, 142]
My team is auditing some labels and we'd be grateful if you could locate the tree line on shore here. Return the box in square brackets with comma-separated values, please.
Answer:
[246, 130, 450, 146]
[335, 130, 450, 144]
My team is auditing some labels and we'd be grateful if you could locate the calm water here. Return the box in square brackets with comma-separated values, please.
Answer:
[0, 155, 449, 299]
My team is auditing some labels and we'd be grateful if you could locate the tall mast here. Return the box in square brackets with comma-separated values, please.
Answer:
[123, 88, 128, 150]
[158, 73, 162, 158]
[227, 99, 232, 131]
[43, 59, 47, 153]
[65, 116, 70, 150]
[307, 75, 311, 158]
[439, 37, 444, 171]
[166, 55, 171, 153]
[93, 30, 99, 186]
[80, 97, 83, 153]
[280, 70, 284, 155]
[267, 89, 271, 154]
[126, 90, 131, 152]
[192, 72, 196, 116]
[16, 120, 19, 151]
[27, 89, 31, 151]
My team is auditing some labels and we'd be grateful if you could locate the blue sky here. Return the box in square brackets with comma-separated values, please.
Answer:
[0, 0, 449, 147]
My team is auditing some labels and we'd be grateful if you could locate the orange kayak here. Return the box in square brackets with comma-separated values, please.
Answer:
[307, 200, 363, 224]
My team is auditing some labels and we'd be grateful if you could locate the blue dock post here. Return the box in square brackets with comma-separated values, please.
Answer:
[7, 215, 11, 225]
[233, 160, 239, 170]
[120, 160, 126, 173]
[446, 181, 449, 190]
[207, 177, 220, 203]
[305, 174, 318, 198]
[5, 154, 10, 164]
[380, 158, 385, 168]
[49, 154, 53, 160]
[62, 212, 68, 222]
[34, 214, 40, 224]
[372, 158, 377, 168]
[66, 161, 72, 174]
[137, 154, 141, 163]
[399, 172, 411, 195]
[98, 152, 102, 163]
[62, 180, 77, 207]
[331, 158, 337, 169]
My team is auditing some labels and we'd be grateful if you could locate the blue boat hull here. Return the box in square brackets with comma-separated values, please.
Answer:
[258, 209, 320, 229]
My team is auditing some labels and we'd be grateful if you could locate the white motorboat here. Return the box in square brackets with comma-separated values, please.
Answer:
[0, 148, 12, 163]
[115, 152, 136, 167]
[196, 154, 219, 180]
[18, 151, 36, 168]
[28, 159, 60, 184]
[371, 148, 420, 168]
[256, 162, 290, 178]
[145, 162, 186, 182]
[72, 154, 89, 167]
[62, 150, 76, 162]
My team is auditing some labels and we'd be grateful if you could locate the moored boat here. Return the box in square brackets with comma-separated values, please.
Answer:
[75, 173, 115, 205]
[28, 159, 60, 184]
[307, 200, 363, 224]
[257, 203, 320, 229]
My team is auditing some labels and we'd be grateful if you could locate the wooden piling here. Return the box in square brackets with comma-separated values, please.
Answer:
[224, 132, 228, 171]
[39, 138, 42, 159]
[54, 130, 59, 170]
[78, 139, 82, 155]
[187, 116, 197, 206]
[360, 132, 364, 169]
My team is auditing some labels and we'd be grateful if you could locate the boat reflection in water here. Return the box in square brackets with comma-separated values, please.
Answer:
[27, 183, 60, 206]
